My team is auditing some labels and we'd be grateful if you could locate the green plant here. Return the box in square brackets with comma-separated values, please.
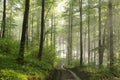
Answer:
[0, 38, 19, 54]
[0, 69, 27, 80]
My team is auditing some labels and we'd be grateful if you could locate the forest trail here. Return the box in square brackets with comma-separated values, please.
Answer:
[51, 69, 81, 80]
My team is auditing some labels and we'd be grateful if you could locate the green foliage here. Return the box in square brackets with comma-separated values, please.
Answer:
[71, 59, 80, 67]
[89, 68, 113, 80]
[26, 45, 56, 71]
[42, 46, 56, 66]
[74, 66, 120, 80]
[0, 69, 27, 80]
[0, 38, 19, 54]
[112, 59, 120, 77]
[82, 66, 120, 80]
[0, 38, 57, 79]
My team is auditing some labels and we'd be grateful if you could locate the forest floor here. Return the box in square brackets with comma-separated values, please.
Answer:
[70, 67, 120, 80]
[0, 52, 47, 80]
[49, 66, 120, 80]
[51, 69, 81, 80]
[0, 51, 120, 80]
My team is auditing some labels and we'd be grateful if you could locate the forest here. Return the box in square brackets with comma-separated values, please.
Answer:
[0, 0, 120, 80]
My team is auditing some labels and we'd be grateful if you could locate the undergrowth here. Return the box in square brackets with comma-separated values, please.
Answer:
[0, 38, 56, 80]
[80, 65, 120, 80]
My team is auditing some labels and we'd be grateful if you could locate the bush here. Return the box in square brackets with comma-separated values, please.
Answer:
[42, 46, 56, 66]
[0, 38, 19, 54]
[25, 45, 57, 76]
[0, 69, 27, 80]
[27, 45, 56, 70]
[114, 59, 120, 77]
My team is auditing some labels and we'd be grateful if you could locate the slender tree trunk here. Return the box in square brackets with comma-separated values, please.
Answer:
[67, 1, 73, 66]
[70, 1, 73, 66]
[31, 14, 34, 46]
[1, 0, 6, 38]
[77, 32, 80, 61]
[37, 10, 40, 41]
[79, 0, 83, 66]
[9, 0, 13, 37]
[17, 0, 30, 64]
[83, 33, 86, 62]
[62, 36, 65, 58]
[45, 22, 48, 47]
[93, 17, 96, 66]
[93, 30, 96, 66]
[67, 20, 70, 65]
[53, 15, 56, 47]
[108, 0, 114, 71]
[38, 0, 45, 60]
[68, 8, 71, 66]
[51, 14, 53, 46]
[98, 0, 103, 67]
[88, 0, 90, 65]
[60, 35, 62, 55]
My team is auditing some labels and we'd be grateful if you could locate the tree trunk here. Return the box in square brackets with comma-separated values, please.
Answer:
[77, 32, 80, 61]
[108, 0, 114, 71]
[98, 0, 103, 67]
[53, 15, 56, 47]
[88, 0, 90, 65]
[38, 0, 45, 60]
[70, 1, 73, 66]
[9, 0, 13, 37]
[17, 0, 30, 64]
[51, 14, 53, 46]
[67, 1, 73, 66]
[93, 28, 96, 66]
[83, 33, 86, 63]
[79, 0, 83, 66]
[31, 14, 34, 46]
[1, 0, 6, 38]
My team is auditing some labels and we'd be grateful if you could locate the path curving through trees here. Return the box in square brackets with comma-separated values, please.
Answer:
[51, 69, 81, 80]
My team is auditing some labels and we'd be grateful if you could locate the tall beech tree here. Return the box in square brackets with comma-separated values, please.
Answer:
[17, 0, 30, 64]
[38, 0, 45, 60]
[108, 0, 114, 71]
[1, 0, 6, 38]
[87, 0, 90, 65]
[67, 1, 73, 66]
[79, 0, 83, 66]
[98, 0, 103, 67]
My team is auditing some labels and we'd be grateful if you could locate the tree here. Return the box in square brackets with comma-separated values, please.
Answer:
[108, 0, 114, 71]
[38, 0, 45, 60]
[87, 0, 90, 65]
[98, 0, 103, 67]
[67, 0, 73, 66]
[79, 0, 83, 66]
[1, 0, 6, 38]
[53, 13, 56, 47]
[50, 14, 53, 46]
[17, 0, 30, 64]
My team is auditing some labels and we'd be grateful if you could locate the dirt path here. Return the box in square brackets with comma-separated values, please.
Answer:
[51, 69, 81, 80]
[70, 68, 90, 80]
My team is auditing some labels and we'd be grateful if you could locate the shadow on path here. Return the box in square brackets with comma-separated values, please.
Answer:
[71, 68, 90, 80]
[51, 69, 81, 80]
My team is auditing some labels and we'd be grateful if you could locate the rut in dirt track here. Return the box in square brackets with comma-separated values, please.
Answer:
[51, 69, 81, 80]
